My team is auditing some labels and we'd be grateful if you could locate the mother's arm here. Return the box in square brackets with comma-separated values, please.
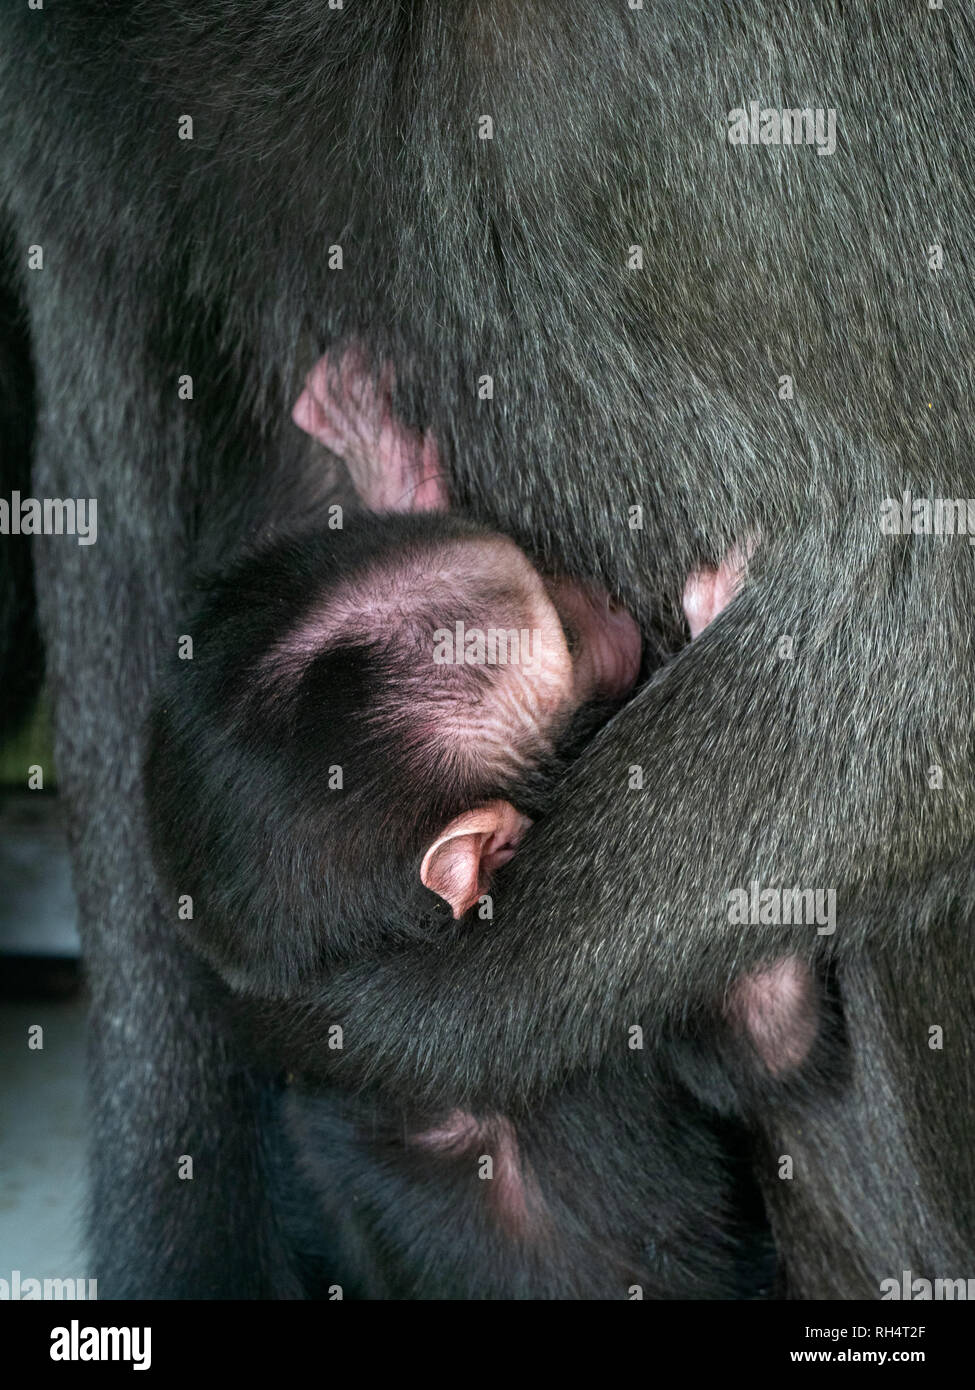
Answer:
[265, 524, 975, 1108]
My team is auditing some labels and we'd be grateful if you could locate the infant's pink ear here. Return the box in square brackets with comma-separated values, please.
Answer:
[420, 801, 533, 919]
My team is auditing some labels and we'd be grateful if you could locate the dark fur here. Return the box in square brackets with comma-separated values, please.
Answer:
[272, 1063, 774, 1301]
[1, 0, 972, 1295]
[145, 513, 776, 1298]
[752, 915, 975, 1298]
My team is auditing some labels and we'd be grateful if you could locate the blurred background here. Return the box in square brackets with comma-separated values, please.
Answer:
[0, 698, 87, 1281]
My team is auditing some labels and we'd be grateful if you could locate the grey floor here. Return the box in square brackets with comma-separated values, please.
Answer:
[0, 793, 80, 957]
[0, 793, 88, 1282]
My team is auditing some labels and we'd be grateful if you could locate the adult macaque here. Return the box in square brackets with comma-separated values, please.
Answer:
[2, 1, 971, 1295]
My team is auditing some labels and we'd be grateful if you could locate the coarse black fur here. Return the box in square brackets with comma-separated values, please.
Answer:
[1, 0, 973, 1295]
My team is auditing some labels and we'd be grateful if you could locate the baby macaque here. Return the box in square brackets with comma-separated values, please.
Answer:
[145, 348, 775, 1301]
[149, 348, 743, 995]
[147, 507, 650, 995]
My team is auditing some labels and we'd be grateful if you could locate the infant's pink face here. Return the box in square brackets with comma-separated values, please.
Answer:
[293, 345, 753, 737]
[543, 576, 642, 704]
